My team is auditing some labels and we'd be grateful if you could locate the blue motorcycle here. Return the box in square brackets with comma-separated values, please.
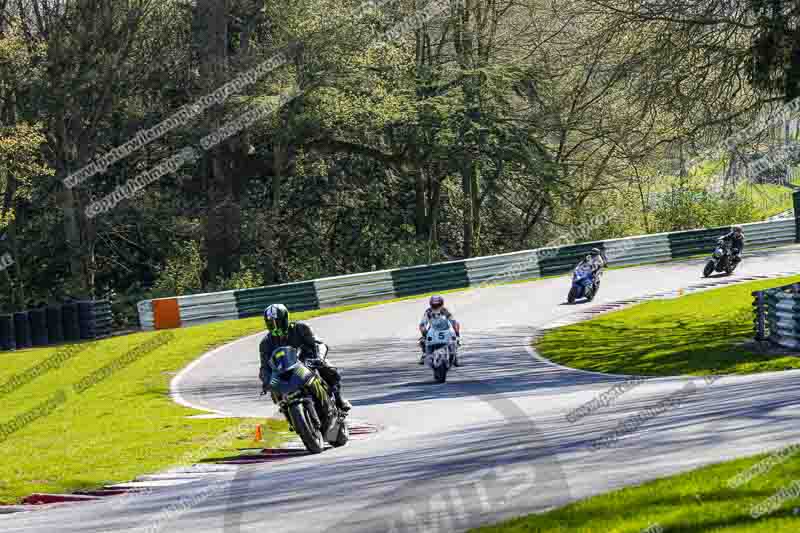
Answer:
[567, 263, 600, 304]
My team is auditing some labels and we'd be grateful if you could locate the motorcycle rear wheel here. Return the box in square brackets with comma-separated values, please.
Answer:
[288, 402, 325, 454]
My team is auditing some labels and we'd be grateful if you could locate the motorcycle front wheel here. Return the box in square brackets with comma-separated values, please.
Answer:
[288, 402, 325, 454]
[703, 260, 715, 278]
[433, 362, 448, 383]
[567, 286, 577, 304]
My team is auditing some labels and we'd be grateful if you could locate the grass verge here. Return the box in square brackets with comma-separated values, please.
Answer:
[0, 302, 406, 504]
[470, 443, 800, 532]
[535, 274, 800, 377]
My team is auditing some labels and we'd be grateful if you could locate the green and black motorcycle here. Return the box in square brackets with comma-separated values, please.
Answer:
[267, 344, 349, 453]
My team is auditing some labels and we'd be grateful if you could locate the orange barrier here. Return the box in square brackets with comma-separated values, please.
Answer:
[152, 298, 181, 329]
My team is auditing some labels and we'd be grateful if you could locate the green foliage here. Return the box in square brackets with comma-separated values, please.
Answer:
[152, 241, 204, 297]
[211, 268, 265, 291]
[650, 185, 761, 231]
[0, 0, 797, 324]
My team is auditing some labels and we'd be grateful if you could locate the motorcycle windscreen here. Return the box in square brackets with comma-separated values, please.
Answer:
[430, 317, 451, 331]
[270, 346, 301, 374]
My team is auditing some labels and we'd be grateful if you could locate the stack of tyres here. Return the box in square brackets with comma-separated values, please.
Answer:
[77, 301, 94, 340]
[92, 300, 113, 339]
[62, 303, 81, 342]
[46, 306, 64, 344]
[13, 311, 32, 349]
[0, 314, 15, 351]
[29, 308, 48, 346]
[0, 301, 113, 349]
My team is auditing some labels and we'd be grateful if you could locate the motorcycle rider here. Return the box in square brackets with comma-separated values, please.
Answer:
[719, 225, 745, 265]
[575, 248, 606, 291]
[418, 295, 461, 365]
[259, 304, 352, 412]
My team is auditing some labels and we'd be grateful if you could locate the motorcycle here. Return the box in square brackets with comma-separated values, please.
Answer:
[267, 343, 349, 454]
[703, 238, 739, 277]
[567, 262, 600, 304]
[422, 317, 459, 383]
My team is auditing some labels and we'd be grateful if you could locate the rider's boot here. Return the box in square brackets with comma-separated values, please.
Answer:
[332, 387, 352, 412]
[418, 337, 425, 364]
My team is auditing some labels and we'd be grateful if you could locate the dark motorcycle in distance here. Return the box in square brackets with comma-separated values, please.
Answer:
[568, 263, 600, 304]
[703, 238, 739, 277]
[268, 344, 349, 453]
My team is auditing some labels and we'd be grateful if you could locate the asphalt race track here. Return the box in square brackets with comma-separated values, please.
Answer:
[4, 246, 800, 532]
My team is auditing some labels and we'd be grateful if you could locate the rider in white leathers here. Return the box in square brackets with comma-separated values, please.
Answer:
[418, 295, 461, 364]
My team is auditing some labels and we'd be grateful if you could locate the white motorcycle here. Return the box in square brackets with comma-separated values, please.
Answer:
[423, 317, 459, 383]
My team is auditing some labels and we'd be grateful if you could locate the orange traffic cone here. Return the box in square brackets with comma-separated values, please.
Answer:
[254, 424, 262, 442]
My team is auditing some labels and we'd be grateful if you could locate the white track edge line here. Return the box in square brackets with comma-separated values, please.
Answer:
[170, 330, 266, 416]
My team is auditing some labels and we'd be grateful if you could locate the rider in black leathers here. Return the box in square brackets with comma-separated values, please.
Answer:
[259, 304, 351, 412]
[719, 225, 744, 264]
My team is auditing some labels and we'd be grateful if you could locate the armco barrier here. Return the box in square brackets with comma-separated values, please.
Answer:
[464, 249, 539, 286]
[0, 301, 113, 352]
[390, 261, 469, 297]
[314, 270, 396, 308]
[235, 281, 318, 318]
[137, 218, 800, 330]
[754, 282, 800, 349]
[537, 241, 608, 277]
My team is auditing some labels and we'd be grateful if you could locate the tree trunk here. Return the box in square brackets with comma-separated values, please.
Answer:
[263, 139, 287, 284]
[197, 0, 241, 283]
[427, 167, 442, 245]
[454, 0, 482, 258]
[415, 166, 427, 237]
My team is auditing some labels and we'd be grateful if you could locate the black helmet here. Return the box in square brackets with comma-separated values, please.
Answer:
[264, 304, 289, 336]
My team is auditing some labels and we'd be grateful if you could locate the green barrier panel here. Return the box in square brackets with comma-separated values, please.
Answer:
[234, 281, 319, 318]
[390, 261, 470, 298]
[536, 242, 607, 277]
[794, 190, 800, 243]
[667, 227, 729, 259]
